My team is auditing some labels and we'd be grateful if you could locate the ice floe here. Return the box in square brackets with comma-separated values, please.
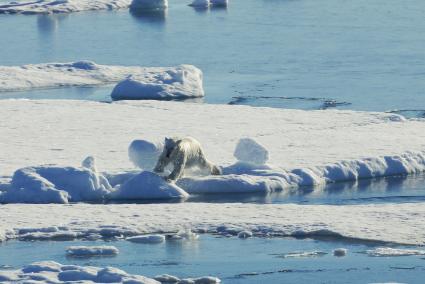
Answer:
[126, 234, 166, 243]
[333, 248, 347, 257]
[0, 62, 204, 101]
[0, 0, 132, 15]
[66, 245, 119, 257]
[233, 138, 269, 165]
[129, 139, 164, 170]
[110, 65, 204, 101]
[1, 202, 425, 244]
[366, 247, 425, 257]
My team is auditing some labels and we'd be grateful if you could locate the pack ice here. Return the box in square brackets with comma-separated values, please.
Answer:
[0, 61, 204, 101]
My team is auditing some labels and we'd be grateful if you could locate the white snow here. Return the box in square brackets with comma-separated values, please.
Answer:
[110, 65, 204, 101]
[333, 248, 347, 257]
[234, 138, 269, 165]
[130, 0, 168, 11]
[1, 100, 425, 200]
[366, 247, 425, 257]
[0, 62, 204, 101]
[126, 234, 166, 243]
[1, 202, 425, 245]
[66, 245, 119, 257]
[109, 171, 189, 200]
[129, 139, 163, 170]
[0, 0, 131, 14]
[0, 261, 162, 283]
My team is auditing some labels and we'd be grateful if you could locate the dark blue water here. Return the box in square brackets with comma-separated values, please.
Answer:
[1, 236, 424, 284]
[1, 0, 425, 114]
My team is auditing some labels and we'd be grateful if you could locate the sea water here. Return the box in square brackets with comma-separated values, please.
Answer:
[0, 0, 425, 114]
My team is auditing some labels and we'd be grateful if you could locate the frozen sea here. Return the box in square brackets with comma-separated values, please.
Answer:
[0, 0, 425, 115]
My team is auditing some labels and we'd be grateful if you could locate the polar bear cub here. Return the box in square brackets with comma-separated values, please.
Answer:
[154, 137, 221, 181]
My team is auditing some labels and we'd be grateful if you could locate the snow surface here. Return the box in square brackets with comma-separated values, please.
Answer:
[110, 65, 204, 101]
[0, 261, 220, 283]
[1, 202, 425, 245]
[0, 0, 131, 14]
[2, 100, 425, 199]
[66, 245, 119, 257]
[0, 62, 203, 101]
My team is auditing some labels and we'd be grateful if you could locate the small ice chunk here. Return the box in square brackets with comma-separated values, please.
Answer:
[128, 139, 163, 170]
[333, 248, 347, 257]
[109, 171, 189, 200]
[169, 229, 199, 240]
[366, 247, 425, 257]
[234, 138, 269, 165]
[130, 0, 168, 11]
[126, 234, 166, 244]
[66, 246, 119, 257]
[189, 0, 210, 8]
[237, 230, 253, 239]
[111, 65, 204, 101]
[154, 274, 180, 283]
[180, 276, 221, 284]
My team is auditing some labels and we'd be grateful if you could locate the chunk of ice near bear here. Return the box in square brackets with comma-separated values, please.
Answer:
[130, 0, 168, 11]
[234, 138, 269, 165]
[0, 158, 112, 204]
[108, 171, 189, 200]
[66, 246, 119, 257]
[111, 65, 204, 101]
[129, 139, 163, 170]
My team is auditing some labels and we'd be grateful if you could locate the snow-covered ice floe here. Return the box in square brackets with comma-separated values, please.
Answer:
[0, 61, 204, 101]
[366, 247, 425, 257]
[1, 202, 425, 244]
[66, 245, 119, 257]
[0, 261, 220, 283]
[1, 100, 425, 201]
[0, 0, 132, 15]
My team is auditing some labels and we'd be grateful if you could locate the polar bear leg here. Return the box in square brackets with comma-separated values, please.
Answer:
[197, 152, 222, 176]
[168, 154, 187, 181]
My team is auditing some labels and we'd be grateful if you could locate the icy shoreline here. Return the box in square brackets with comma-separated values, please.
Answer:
[0, 202, 424, 245]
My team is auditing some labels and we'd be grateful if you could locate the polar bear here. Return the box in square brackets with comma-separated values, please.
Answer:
[154, 137, 221, 181]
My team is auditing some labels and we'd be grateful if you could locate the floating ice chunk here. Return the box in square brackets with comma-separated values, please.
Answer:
[129, 139, 163, 170]
[234, 138, 269, 165]
[130, 0, 168, 11]
[154, 274, 180, 283]
[127, 234, 166, 244]
[0, 0, 131, 15]
[210, 0, 227, 6]
[178, 174, 284, 194]
[66, 246, 119, 257]
[109, 171, 189, 200]
[189, 0, 210, 8]
[111, 65, 204, 101]
[277, 251, 327, 258]
[0, 165, 112, 204]
[333, 248, 347, 257]
[180, 276, 221, 284]
[169, 229, 199, 240]
[366, 247, 425, 257]
[237, 230, 253, 239]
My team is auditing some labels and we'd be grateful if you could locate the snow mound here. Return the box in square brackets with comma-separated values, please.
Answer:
[66, 246, 119, 257]
[111, 65, 204, 101]
[0, 62, 203, 93]
[0, 163, 112, 204]
[2, 261, 160, 283]
[127, 234, 165, 243]
[109, 171, 189, 200]
[129, 139, 163, 170]
[366, 247, 425, 257]
[130, 0, 168, 11]
[234, 138, 269, 165]
[178, 174, 285, 194]
[0, 0, 131, 14]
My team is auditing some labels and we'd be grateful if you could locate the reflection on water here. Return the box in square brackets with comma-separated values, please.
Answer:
[130, 9, 167, 25]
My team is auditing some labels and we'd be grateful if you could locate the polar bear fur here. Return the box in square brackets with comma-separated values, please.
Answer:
[154, 137, 221, 181]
